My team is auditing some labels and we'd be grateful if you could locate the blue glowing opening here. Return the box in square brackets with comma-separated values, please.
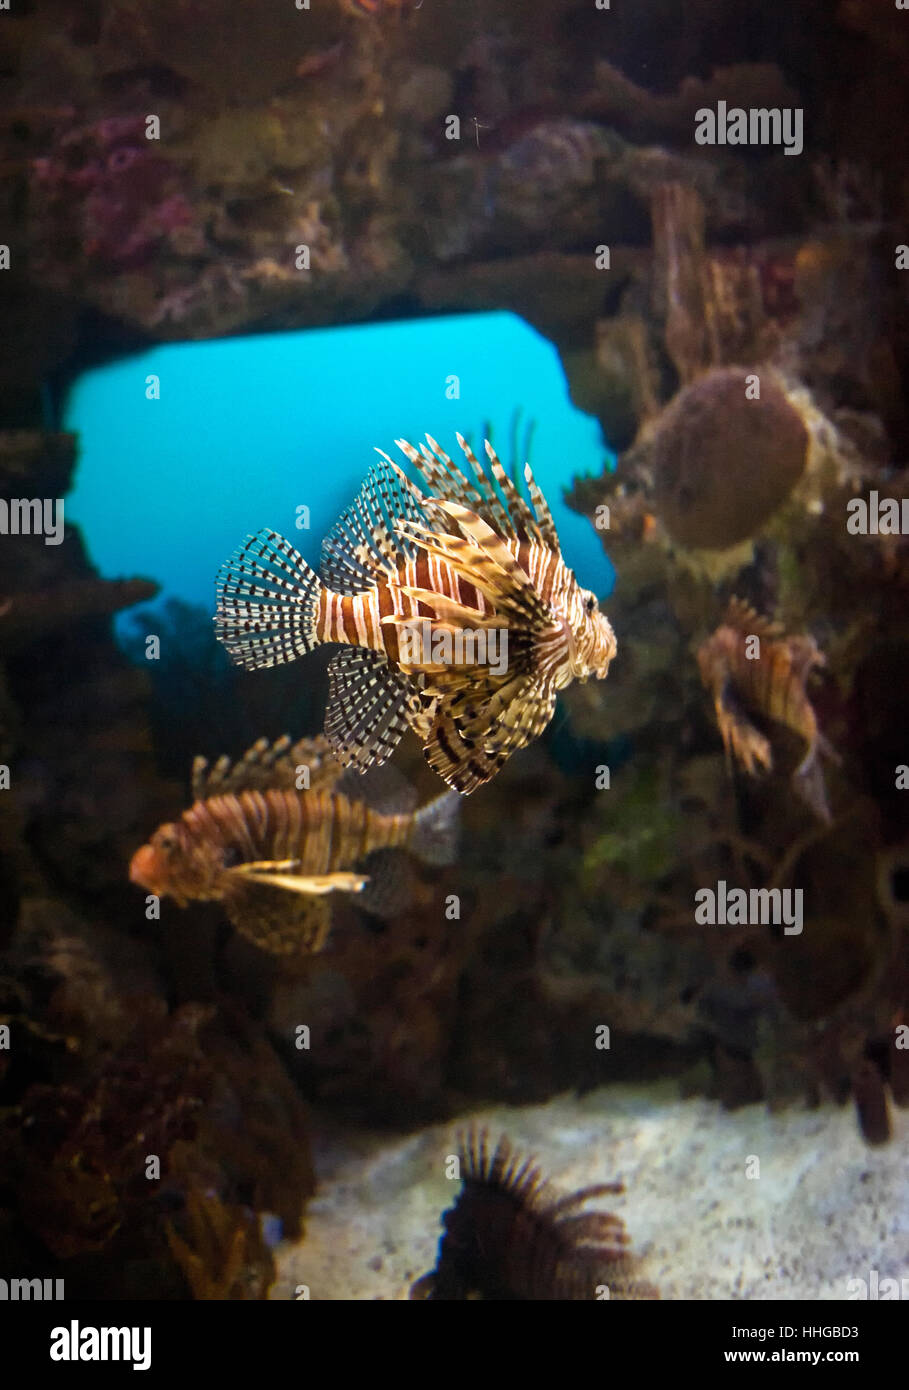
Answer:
[63, 311, 614, 635]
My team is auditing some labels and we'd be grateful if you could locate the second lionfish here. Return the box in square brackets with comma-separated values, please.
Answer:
[214, 434, 616, 793]
[698, 598, 839, 822]
[129, 735, 459, 954]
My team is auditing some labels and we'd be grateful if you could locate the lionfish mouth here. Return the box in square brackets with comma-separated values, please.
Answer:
[129, 844, 164, 895]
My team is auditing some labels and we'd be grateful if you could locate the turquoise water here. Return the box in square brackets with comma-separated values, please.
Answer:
[63, 311, 614, 634]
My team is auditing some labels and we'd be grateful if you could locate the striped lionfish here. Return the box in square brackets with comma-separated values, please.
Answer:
[129, 735, 459, 954]
[214, 434, 616, 794]
[697, 598, 839, 823]
[410, 1129, 659, 1300]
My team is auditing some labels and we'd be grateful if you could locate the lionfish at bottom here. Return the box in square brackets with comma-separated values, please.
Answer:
[129, 735, 459, 954]
[214, 434, 616, 794]
[410, 1130, 659, 1300]
[697, 598, 840, 822]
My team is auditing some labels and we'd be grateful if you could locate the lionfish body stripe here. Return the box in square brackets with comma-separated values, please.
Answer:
[178, 788, 411, 883]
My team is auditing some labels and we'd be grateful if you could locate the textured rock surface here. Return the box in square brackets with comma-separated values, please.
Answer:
[2, 0, 909, 1299]
[4, 0, 907, 439]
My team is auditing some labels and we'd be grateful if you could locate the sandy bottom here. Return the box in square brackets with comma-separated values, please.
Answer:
[272, 1084, 909, 1300]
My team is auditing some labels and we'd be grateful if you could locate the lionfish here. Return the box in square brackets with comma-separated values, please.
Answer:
[697, 598, 839, 822]
[410, 1130, 659, 1300]
[129, 735, 459, 954]
[214, 434, 616, 794]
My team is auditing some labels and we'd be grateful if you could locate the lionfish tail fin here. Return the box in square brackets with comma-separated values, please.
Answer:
[214, 528, 323, 670]
[411, 789, 462, 864]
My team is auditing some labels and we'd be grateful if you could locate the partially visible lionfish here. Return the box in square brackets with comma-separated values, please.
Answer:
[410, 1130, 659, 1301]
[129, 735, 459, 954]
[697, 598, 839, 822]
[215, 434, 616, 794]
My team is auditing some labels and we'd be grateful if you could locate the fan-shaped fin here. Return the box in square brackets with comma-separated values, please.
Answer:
[324, 647, 411, 772]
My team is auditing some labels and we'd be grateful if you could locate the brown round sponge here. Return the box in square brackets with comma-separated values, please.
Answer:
[653, 367, 808, 549]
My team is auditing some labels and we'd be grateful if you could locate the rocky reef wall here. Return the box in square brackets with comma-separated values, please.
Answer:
[1, 0, 908, 1299]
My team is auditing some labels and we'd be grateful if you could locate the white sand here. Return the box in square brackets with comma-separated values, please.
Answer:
[272, 1084, 909, 1300]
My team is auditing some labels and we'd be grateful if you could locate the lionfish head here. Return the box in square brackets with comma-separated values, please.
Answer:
[567, 586, 617, 683]
[129, 821, 212, 907]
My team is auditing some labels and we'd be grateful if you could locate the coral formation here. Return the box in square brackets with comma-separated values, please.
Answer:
[652, 368, 809, 549]
[563, 128, 909, 1142]
[1, 0, 908, 1301]
[0, 433, 316, 1294]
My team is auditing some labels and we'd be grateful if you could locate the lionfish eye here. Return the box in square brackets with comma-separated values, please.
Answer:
[585, 595, 596, 614]
[158, 833, 176, 852]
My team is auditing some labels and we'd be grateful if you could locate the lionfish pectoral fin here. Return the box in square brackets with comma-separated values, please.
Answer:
[714, 687, 772, 776]
[224, 884, 333, 955]
[428, 497, 504, 551]
[324, 647, 412, 772]
[230, 857, 301, 873]
[386, 587, 503, 629]
[230, 864, 369, 895]
[396, 521, 550, 630]
[428, 496, 552, 594]
[424, 676, 556, 794]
